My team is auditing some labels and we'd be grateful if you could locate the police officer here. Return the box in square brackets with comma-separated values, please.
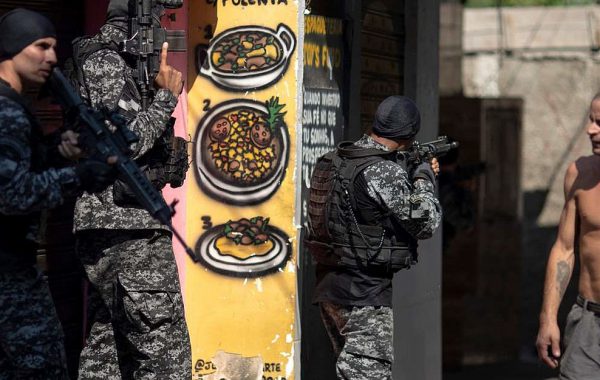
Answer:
[305, 96, 442, 379]
[71, 1, 191, 379]
[0, 8, 114, 380]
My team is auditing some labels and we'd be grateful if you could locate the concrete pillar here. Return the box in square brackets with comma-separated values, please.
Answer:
[394, 0, 442, 379]
[344, 0, 363, 141]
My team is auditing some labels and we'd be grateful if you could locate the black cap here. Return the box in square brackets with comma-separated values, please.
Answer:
[0, 9, 56, 59]
[372, 96, 421, 140]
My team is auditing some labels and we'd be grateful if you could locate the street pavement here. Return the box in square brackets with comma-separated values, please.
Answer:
[443, 361, 558, 380]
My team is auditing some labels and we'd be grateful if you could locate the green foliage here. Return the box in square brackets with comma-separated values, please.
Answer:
[465, 0, 598, 7]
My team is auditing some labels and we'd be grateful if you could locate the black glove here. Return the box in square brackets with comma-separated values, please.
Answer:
[75, 159, 117, 193]
[412, 162, 436, 184]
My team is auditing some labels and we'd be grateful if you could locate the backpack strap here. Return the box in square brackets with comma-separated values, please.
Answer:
[337, 140, 396, 159]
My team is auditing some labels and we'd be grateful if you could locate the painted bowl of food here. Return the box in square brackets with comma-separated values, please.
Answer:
[194, 216, 292, 277]
[198, 24, 296, 91]
[194, 97, 290, 205]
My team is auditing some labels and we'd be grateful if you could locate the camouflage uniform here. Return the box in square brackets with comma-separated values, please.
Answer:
[0, 86, 75, 379]
[320, 302, 393, 380]
[314, 135, 441, 380]
[73, 24, 191, 379]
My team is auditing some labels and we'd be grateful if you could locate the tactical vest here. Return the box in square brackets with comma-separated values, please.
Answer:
[0, 82, 45, 260]
[305, 141, 417, 274]
[67, 36, 189, 208]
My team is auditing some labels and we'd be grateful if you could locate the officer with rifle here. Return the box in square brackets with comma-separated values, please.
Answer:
[68, 0, 191, 378]
[305, 95, 444, 379]
[0, 8, 117, 379]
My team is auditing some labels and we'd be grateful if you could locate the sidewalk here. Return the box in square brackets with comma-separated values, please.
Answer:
[443, 361, 558, 380]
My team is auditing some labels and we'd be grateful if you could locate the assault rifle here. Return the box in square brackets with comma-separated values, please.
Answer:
[399, 136, 459, 165]
[120, 0, 184, 110]
[46, 67, 197, 262]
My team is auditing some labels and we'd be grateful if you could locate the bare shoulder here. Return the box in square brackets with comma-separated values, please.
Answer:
[566, 156, 600, 194]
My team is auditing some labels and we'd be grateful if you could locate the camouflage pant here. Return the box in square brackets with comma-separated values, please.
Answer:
[0, 267, 69, 380]
[76, 229, 191, 380]
[320, 302, 394, 380]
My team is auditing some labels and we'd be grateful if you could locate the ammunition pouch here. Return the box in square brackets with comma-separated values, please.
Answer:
[113, 120, 189, 208]
[164, 135, 189, 188]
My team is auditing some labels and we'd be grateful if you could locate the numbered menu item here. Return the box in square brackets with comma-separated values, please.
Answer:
[195, 97, 289, 205]
[198, 24, 296, 91]
[195, 216, 292, 277]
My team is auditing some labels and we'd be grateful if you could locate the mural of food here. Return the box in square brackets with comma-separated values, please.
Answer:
[198, 24, 296, 91]
[195, 216, 292, 277]
[195, 97, 290, 205]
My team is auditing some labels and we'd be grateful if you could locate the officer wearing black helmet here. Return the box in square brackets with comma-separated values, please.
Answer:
[0, 8, 115, 379]
[305, 96, 442, 379]
[69, 0, 191, 378]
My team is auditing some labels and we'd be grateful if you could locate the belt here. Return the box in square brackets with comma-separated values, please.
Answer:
[576, 295, 600, 313]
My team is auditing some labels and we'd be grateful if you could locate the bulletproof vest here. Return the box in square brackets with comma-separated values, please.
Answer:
[68, 36, 189, 208]
[305, 141, 417, 274]
[66, 36, 145, 123]
[0, 83, 45, 260]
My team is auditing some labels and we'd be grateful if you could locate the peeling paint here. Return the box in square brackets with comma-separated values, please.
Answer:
[285, 262, 296, 273]
[271, 334, 280, 343]
[199, 351, 263, 380]
[285, 345, 294, 377]
[254, 277, 263, 292]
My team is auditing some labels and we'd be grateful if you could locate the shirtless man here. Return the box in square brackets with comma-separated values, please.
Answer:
[536, 94, 600, 379]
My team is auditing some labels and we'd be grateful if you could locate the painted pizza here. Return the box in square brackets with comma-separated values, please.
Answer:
[194, 97, 289, 205]
[194, 216, 292, 277]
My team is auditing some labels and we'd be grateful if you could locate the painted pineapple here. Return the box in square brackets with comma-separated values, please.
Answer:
[251, 97, 287, 148]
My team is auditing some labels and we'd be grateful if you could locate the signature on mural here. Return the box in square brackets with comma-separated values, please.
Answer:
[194, 216, 292, 277]
[194, 97, 289, 205]
[197, 24, 296, 91]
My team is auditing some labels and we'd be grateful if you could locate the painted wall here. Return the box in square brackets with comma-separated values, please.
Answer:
[184, 1, 302, 379]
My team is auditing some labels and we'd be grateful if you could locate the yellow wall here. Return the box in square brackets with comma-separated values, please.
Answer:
[185, 1, 300, 379]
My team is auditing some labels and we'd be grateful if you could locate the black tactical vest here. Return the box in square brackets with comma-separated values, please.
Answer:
[305, 141, 417, 274]
[0, 82, 45, 262]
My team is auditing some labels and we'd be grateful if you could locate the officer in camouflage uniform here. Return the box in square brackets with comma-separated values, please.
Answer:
[305, 96, 442, 379]
[72, 1, 191, 379]
[0, 8, 115, 380]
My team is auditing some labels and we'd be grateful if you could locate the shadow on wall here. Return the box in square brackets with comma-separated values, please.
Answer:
[440, 95, 523, 370]
[441, 189, 579, 379]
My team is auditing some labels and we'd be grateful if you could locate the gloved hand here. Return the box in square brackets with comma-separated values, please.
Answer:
[412, 162, 436, 183]
[75, 159, 117, 193]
